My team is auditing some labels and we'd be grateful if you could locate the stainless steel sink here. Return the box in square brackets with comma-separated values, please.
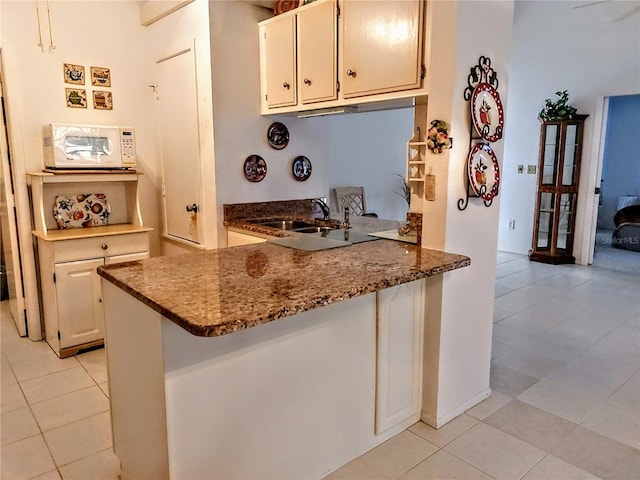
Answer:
[293, 226, 334, 234]
[246, 218, 339, 234]
[248, 219, 316, 230]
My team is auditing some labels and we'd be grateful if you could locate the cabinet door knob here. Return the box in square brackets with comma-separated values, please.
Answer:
[303, 78, 311, 86]
[346, 69, 356, 78]
[101, 244, 108, 250]
[282, 82, 290, 89]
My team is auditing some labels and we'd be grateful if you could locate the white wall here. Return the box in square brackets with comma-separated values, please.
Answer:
[209, 1, 332, 245]
[328, 109, 414, 221]
[498, 1, 640, 257]
[140, 0, 218, 252]
[1, 0, 164, 337]
[0, 0, 163, 254]
[209, 1, 417, 238]
[420, 0, 514, 427]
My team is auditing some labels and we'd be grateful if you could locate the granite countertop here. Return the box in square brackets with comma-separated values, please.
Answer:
[98, 240, 470, 338]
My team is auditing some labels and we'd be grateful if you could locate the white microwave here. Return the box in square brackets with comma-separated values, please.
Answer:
[43, 123, 137, 169]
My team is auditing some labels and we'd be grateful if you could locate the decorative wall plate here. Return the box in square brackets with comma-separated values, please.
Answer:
[467, 143, 500, 201]
[267, 122, 290, 150]
[243, 155, 267, 182]
[292, 155, 312, 181]
[53, 193, 110, 229]
[471, 83, 504, 142]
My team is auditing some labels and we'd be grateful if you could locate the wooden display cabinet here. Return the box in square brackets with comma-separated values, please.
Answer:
[530, 115, 588, 264]
[28, 171, 152, 357]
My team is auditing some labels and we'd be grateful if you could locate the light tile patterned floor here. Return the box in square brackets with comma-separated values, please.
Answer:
[328, 233, 640, 480]
[0, 308, 119, 480]
[1, 231, 638, 479]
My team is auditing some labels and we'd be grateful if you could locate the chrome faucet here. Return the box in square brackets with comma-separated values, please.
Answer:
[313, 198, 330, 221]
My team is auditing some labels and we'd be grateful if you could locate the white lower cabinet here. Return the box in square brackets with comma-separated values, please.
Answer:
[227, 230, 267, 247]
[376, 279, 424, 434]
[54, 251, 150, 351]
[27, 170, 152, 358]
[38, 232, 150, 358]
[55, 258, 105, 350]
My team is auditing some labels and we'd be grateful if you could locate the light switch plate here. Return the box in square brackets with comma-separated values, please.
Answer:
[527, 165, 537, 174]
[517, 165, 524, 174]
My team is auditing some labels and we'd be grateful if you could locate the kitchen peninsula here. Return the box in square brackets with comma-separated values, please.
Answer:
[98, 235, 469, 479]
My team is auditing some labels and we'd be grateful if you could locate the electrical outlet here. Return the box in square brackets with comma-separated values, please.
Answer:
[517, 165, 524, 174]
[527, 165, 537, 174]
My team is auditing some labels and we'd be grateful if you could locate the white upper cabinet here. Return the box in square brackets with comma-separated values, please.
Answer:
[298, 0, 338, 104]
[261, 14, 297, 108]
[341, 0, 424, 99]
[258, 0, 426, 114]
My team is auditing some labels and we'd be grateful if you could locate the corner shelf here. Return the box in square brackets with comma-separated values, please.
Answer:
[406, 133, 427, 199]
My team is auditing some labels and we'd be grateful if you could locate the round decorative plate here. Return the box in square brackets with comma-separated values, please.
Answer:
[471, 83, 504, 142]
[467, 143, 500, 201]
[243, 155, 267, 182]
[267, 122, 290, 150]
[292, 155, 312, 181]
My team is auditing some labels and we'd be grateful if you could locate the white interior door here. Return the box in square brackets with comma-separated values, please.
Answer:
[0, 73, 26, 336]
[156, 47, 203, 245]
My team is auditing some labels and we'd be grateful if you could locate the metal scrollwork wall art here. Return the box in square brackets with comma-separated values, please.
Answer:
[458, 56, 503, 211]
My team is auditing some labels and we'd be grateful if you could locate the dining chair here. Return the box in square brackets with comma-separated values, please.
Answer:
[331, 186, 378, 218]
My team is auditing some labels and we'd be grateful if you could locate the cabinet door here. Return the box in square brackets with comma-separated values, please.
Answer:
[341, 0, 423, 99]
[55, 258, 105, 349]
[298, 0, 337, 104]
[375, 280, 423, 435]
[262, 15, 297, 108]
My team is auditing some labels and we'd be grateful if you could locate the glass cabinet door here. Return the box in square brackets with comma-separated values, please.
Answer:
[542, 124, 558, 185]
[562, 124, 578, 186]
[536, 192, 554, 249]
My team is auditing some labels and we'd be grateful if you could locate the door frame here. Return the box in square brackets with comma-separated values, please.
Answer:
[0, 48, 42, 339]
[0, 57, 26, 335]
[577, 96, 608, 265]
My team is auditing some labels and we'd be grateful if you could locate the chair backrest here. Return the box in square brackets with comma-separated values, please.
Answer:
[332, 186, 367, 216]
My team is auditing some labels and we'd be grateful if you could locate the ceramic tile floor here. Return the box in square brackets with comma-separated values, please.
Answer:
[0, 306, 118, 480]
[1, 230, 639, 479]
[326, 232, 639, 480]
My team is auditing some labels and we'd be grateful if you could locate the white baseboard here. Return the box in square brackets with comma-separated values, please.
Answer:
[420, 388, 491, 429]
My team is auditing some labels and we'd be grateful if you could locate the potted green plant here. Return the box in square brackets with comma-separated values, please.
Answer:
[539, 90, 577, 121]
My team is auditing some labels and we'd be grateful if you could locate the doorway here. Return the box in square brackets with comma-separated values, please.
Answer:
[592, 94, 640, 263]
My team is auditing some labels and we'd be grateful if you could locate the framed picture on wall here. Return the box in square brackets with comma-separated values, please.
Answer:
[90, 66, 111, 87]
[65, 88, 87, 108]
[93, 91, 113, 110]
[63, 63, 85, 85]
